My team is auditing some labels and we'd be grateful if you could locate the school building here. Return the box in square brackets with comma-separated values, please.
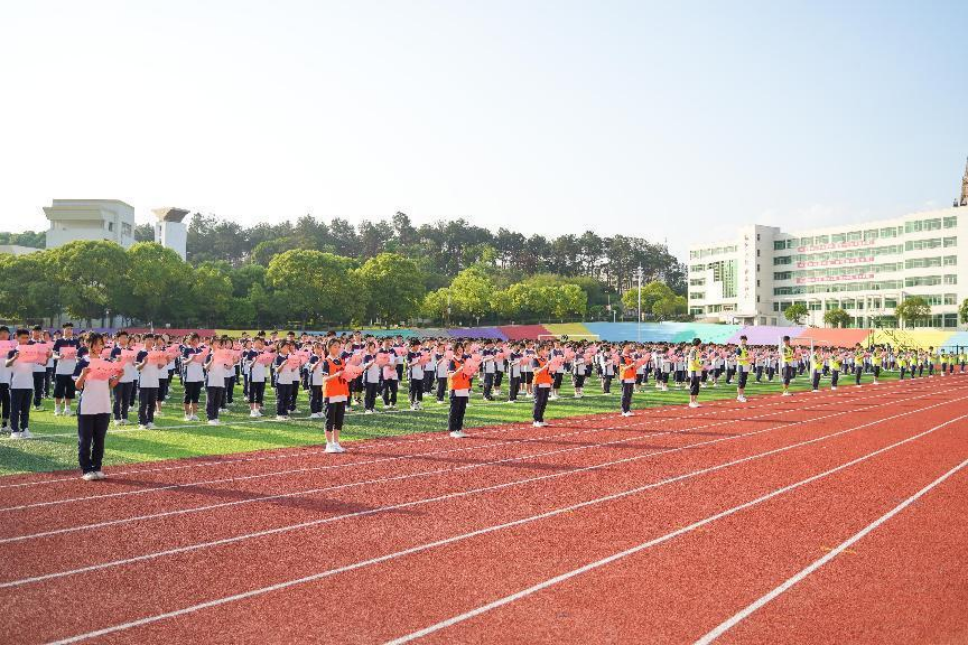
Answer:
[688, 160, 968, 330]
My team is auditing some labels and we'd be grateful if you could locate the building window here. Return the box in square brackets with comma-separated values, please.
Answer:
[121, 223, 132, 237]
[944, 216, 958, 229]
[107, 222, 114, 232]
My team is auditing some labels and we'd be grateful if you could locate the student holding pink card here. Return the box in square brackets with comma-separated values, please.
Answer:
[110, 331, 138, 426]
[135, 334, 165, 429]
[28, 325, 50, 411]
[181, 334, 205, 422]
[273, 340, 299, 420]
[53, 322, 80, 417]
[203, 337, 230, 426]
[244, 337, 269, 418]
[74, 333, 122, 481]
[0, 326, 11, 433]
[5, 329, 36, 439]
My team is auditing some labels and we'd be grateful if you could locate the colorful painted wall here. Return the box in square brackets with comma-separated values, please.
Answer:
[84, 323, 968, 350]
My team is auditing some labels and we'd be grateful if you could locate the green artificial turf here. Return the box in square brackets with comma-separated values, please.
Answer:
[0, 370, 903, 476]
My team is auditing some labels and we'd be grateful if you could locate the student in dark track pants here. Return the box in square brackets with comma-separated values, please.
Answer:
[446, 345, 471, 438]
[273, 341, 299, 420]
[111, 332, 137, 425]
[5, 329, 35, 438]
[0, 326, 11, 432]
[74, 333, 121, 481]
[26, 326, 49, 411]
[531, 346, 554, 427]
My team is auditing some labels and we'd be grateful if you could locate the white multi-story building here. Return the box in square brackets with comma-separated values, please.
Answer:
[688, 160, 968, 329]
[43, 199, 136, 249]
[152, 207, 189, 260]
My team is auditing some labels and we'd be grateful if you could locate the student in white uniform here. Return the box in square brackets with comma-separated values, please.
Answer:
[52, 322, 79, 416]
[4, 328, 35, 439]
[0, 326, 11, 432]
[74, 333, 122, 481]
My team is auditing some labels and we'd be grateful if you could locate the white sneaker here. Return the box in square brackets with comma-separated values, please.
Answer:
[82, 472, 97, 481]
[138, 424, 147, 430]
[688, 402, 701, 409]
[782, 392, 792, 397]
[334, 443, 346, 453]
[20, 429, 32, 439]
[64, 407, 73, 416]
[325, 443, 340, 454]
[207, 419, 221, 426]
[184, 416, 193, 422]
[146, 423, 155, 429]
[219, 408, 229, 414]
[94, 471, 106, 480]
[53, 409, 61, 417]
[621, 411, 633, 417]
[831, 386, 838, 390]
[811, 389, 819, 393]
[449, 430, 468, 438]
[250, 410, 259, 418]
[275, 415, 289, 421]
[9, 432, 23, 440]
[364, 410, 374, 415]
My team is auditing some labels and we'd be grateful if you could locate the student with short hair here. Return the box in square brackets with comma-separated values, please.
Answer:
[531, 344, 554, 426]
[28, 325, 50, 411]
[135, 334, 164, 429]
[52, 322, 79, 416]
[204, 337, 229, 426]
[0, 326, 11, 432]
[182, 333, 205, 421]
[245, 337, 268, 417]
[74, 333, 122, 481]
[447, 343, 471, 438]
[687, 338, 703, 409]
[320, 339, 349, 453]
[4, 329, 35, 439]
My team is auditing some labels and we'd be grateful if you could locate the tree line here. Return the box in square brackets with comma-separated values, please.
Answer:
[0, 213, 687, 329]
[0, 239, 689, 330]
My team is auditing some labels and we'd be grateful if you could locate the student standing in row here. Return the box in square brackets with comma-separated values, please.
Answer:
[135, 334, 164, 430]
[0, 326, 11, 433]
[5, 329, 35, 438]
[246, 337, 268, 417]
[447, 344, 471, 438]
[532, 344, 553, 427]
[618, 345, 637, 417]
[52, 322, 79, 416]
[320, 339, 348, 453]
[182, 334, 205, 421]
[74, 333, 121, 481]
[735, 335, 750, 403]
[687, 338, 703, 409]
[111, 331, 137, 425]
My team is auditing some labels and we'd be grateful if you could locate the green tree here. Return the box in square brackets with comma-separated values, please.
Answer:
[47, 241, 127, 324]
[823, 308, 851, 328]
[191, 262, 234, 327]
[622, 281, 676, 317]
[0, 251, 61, 324]
[960, 298, 968, 326]
[783, 303, 809, 325]
[652, 295, 687, 320]
[266, 250, 364, 327]
[358, 253, 425, 326]
[896, 296, 931, 329]
[117, 243, 194, 326]
[447, 267, 495, 323]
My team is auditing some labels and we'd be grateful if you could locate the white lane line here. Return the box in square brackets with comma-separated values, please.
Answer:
[0, 424, 677, 544]
[693, 455, 968, 645]
[4, 374, 924, 489]
[10, 391, 963, 592]
[51, 409, 968, 646]
[3, 382, 950, 541]
[0, 378, 934, 510]
[386, 414, 968, 645]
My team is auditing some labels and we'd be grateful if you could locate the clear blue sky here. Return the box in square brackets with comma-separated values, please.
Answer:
[2, 0, 966, 257]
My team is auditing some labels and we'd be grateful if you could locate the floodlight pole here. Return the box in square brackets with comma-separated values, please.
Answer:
[637, 264, 643, 343]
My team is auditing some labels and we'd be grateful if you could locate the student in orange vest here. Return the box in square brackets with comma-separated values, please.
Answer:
[619, 344, 637, 417]
[447, 343, 472, 438]
[320, 339, 349, 453]
[532, 344, 554, 427]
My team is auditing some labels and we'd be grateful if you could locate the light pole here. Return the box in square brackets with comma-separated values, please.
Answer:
[636, 264, 643, 342]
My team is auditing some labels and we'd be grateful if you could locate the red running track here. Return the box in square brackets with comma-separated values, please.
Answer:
[0, 376, 965, 644]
